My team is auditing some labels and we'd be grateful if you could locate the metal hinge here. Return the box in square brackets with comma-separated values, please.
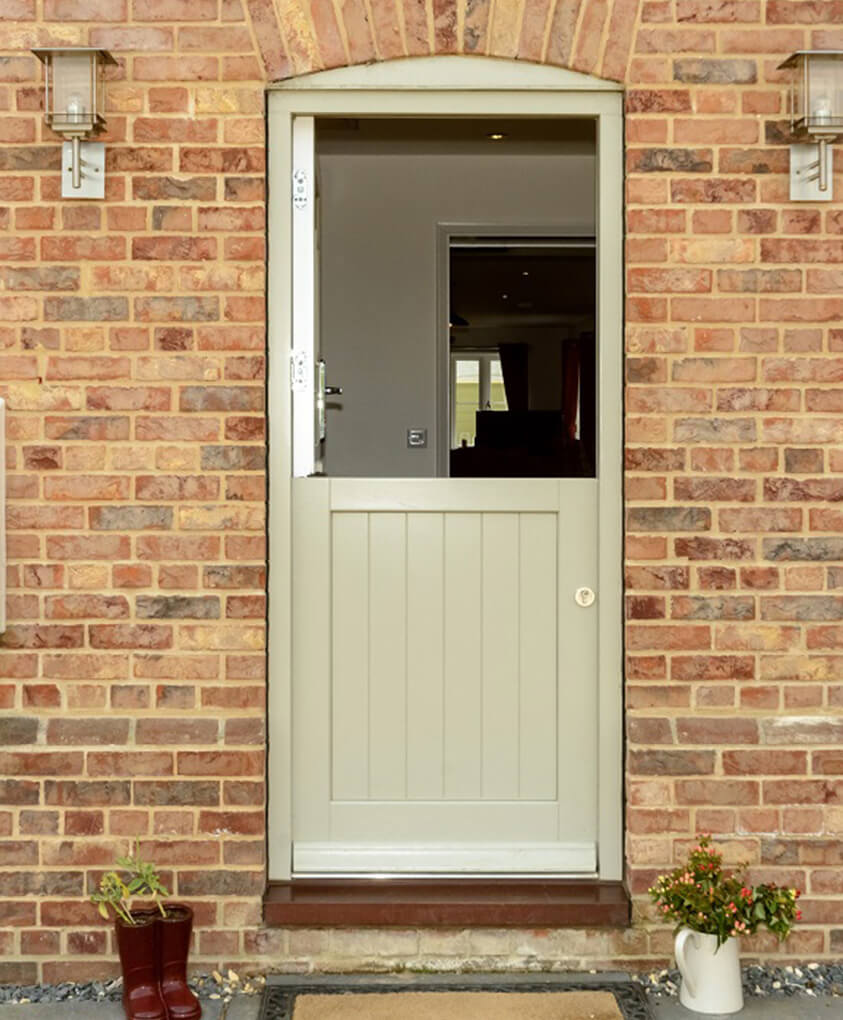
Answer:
[290, 349, 310, 392]
[292, 168, 309, 210]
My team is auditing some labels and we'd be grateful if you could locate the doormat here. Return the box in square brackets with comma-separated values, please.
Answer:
[259, 980, 652, 1020]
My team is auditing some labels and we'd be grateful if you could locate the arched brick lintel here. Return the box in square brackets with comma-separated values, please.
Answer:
[246, 0, 641, 87]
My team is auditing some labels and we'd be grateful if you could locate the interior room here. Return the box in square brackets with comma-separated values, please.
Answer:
[315, 117, 597, 478]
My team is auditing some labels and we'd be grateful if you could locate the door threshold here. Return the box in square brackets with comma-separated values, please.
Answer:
[263, 878, 629, 927]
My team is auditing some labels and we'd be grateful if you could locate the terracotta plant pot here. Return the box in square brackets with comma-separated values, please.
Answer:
[115, 913, 167, 1020]
[674, 927, 743, 1015]
[158, 904, 202, 1020]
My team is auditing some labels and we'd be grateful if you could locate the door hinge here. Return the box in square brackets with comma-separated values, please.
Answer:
[290, 349, 311, 392]
[292, 168, 309, 210]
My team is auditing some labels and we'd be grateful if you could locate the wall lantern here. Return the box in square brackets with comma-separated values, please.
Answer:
[32, 47, 116, 199]
[779, 50, 843, 201]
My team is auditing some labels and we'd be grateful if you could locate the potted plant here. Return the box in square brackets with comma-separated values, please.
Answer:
[649, 835, 801, 1015]
[91, 842, 202, 1020]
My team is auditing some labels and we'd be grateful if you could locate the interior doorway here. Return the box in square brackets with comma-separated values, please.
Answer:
[267, 58, 624, 883]
[445, 233, 596, 479]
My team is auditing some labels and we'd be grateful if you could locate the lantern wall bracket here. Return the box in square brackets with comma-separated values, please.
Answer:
[62, 140, 105, 199]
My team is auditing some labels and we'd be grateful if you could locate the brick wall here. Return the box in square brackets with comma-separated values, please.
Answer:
[1, 0, 842, 985]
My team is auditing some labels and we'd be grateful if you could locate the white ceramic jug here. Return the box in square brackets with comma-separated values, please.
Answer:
[674, 928, 744, 1015]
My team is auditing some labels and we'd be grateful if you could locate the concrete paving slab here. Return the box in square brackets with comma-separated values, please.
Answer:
[2, 990, 843, 1019]
[651, 993, 843, 1020]
[0, 999, 261, 1020]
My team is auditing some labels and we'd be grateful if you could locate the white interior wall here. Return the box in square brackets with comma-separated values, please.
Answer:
[319, 149, 596, 477]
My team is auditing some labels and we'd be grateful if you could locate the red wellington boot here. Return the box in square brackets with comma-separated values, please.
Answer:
[115, 914, 168, 1020]
[158, 905, 202, 1020]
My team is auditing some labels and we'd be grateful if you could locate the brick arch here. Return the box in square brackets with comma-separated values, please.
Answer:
[246, 0, 640, 85]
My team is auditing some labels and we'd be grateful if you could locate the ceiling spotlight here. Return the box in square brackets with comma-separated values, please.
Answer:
[522, 270, 530, 276]
[502, 293, 509, 299]
[487, 132, 506, 141]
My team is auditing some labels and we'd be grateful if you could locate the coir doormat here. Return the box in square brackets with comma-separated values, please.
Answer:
[259, 979, 652, 1020]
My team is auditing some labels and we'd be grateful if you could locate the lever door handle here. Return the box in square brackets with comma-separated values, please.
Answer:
[325, 385, 343, 395]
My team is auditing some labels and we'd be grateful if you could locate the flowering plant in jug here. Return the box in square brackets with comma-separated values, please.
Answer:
[649, 835, 801, 948]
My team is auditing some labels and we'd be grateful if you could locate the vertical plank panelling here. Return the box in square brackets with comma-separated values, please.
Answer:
[292, 480, 333, 837]
[331, 512, 371, 800]
[406, 512, 446, 800]
[518, 512, 558, 800]
[556, 484, 599, 840]
[368, 513, 409, 800]
[443, 512, 483, 799]
[481, 512, 521, 799]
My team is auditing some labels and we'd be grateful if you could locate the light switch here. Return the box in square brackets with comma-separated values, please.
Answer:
[407, 428, 427, 448]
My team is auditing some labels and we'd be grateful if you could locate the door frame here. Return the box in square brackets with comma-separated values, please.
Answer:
[267, 56, 624, 883]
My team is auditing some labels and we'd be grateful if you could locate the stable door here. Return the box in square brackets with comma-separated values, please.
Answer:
[287, 111, 609, 876]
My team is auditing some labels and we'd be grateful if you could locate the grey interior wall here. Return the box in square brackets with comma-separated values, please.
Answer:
[319, 150, 596, 477]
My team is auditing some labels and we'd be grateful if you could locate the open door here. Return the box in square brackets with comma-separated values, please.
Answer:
[288, 114, 606, 876]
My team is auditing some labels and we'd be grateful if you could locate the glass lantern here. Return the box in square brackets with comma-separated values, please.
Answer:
[780, 51, 843, 135]
[32, 48, 115, 193]
[33, 48, 115, 136]
[779, 51, 843, 196]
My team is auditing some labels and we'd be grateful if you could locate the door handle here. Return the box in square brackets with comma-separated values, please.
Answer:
[316, 360, 342, 442]
[575, 587, 596, 607]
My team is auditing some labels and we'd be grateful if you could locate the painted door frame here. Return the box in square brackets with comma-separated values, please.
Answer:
[267, 56, 624, 882]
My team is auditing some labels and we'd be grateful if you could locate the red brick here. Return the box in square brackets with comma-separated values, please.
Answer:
[136, 719, 218, 744]
[90, 625, 173, 650]
[20, 930, 60, 955]
[676, 779, 759, 805]
[47, 719, 130, 746]
[45, 595, 129, 620]
[132, 237, 217, 261]
[628, 749, 716, 776]
[87, 751, 173, 776]
[133, 59, 219, 83]
[627, 808, 691, 834]
[177, 751, 264, 776]
[764, 780, 833, 805]
[137, 536, 220, 561]
[628, 268, 711, 293]
[134, 117, 219, 144]
[692, 209, 732, 233]
[677, 717, 759, 744]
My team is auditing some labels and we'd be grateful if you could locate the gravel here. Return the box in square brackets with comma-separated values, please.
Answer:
[4, 966, 843, 1006]
[635, 963, 843, 999]
[0, 972, 266, 1006]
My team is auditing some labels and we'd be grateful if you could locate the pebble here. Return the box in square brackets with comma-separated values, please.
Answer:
[635, 964, 843, 999]
[3, 967, 841, 1005]
[0, 974, 266, 1006]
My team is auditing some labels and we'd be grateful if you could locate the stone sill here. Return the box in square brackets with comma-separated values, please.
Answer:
[263, 879, 629, 927]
